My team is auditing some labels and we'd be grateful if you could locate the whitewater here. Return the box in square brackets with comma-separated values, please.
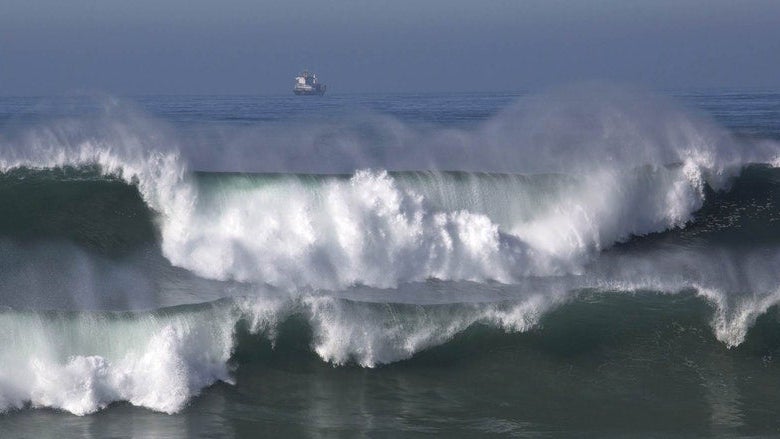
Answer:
[2, 87, 780, 434]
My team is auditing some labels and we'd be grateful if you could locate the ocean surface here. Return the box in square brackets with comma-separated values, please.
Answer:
[1, 86, 780, 437]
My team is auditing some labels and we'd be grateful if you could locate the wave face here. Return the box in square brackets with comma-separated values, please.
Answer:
[1, 87, 780, 427]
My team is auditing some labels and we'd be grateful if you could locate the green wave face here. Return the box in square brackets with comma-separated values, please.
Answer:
[0, 167, 157, 255]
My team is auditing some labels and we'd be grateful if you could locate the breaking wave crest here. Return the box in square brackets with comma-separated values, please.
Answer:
[2, 290, 780, 415]
[0, 127, 757, 290]
[0, 294, 551, 415]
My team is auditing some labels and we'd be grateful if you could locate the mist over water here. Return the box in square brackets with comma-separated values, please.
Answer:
[137, 85, 776, 175]
[2, 86, 780, 436]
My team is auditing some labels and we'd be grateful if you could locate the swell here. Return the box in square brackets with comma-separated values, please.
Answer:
[2, 291, 780, 415]
[0, 166, 157, 254]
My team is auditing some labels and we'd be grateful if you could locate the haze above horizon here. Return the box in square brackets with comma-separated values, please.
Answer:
[1, 0, 779, 95]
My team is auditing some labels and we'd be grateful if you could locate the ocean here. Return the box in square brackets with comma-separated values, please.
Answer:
[1, 86, 780, 437]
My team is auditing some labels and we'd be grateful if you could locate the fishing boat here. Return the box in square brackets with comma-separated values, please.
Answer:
[293, 71, 326, 95]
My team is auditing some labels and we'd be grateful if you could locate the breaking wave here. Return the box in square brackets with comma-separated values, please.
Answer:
[2, 291, 780, 415]
[1, 85, 780, 415]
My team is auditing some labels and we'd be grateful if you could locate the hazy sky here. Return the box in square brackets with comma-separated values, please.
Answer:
[1, 0, 779, 95]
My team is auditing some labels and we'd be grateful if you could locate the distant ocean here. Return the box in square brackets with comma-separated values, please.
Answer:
[1, 87, 780, 437]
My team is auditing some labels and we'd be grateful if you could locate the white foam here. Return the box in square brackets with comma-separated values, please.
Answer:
[696, 287, 780, 348]
[0, 306, 236, 415]
[163, 170, 522, 289]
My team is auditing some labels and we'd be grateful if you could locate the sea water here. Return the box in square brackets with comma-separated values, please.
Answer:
[1, 86, 780, 437]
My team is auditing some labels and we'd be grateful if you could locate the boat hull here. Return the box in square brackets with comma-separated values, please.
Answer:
[293, 89, 326, 96]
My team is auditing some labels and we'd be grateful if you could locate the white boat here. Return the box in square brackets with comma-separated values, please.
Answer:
[294, 71, 326, 95]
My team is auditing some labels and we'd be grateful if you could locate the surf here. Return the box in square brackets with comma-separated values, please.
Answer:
[2, 85, 780, 416]
[2, 289, 780, 415]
